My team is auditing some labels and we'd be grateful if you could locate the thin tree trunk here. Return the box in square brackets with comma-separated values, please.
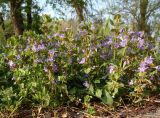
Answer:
[10, 0, 24, 35]
[0, 12, 5, 31]
[72, 0, 84, 22]
[26, 0, 32, 30]
[139, 0, 148, 32]
[0, 12, 7, 39]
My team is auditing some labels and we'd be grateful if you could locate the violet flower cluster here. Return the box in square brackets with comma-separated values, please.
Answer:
[138, 56, 154, 72]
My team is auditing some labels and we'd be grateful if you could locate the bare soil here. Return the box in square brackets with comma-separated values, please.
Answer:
[1, 95, 160, 118]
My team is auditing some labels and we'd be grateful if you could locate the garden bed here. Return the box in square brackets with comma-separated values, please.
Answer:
[1, 94, 160, 118]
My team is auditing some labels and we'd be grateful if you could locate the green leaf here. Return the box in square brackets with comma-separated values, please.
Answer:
[95, 89, 102, 98]
[109, 19, 114, 25]
[69, 87, 76, 95]
[84, 95, 92, 103]
[94, 79, 100, 84]
[112, 88, 118, 98]
[84, 68, 91, 74]
[89, 84, 94, 95]
[87, 106, 96, 115]
[114, 73, 120, 80]
[101, 90, 113, 105]
[117, 48, 126, 56]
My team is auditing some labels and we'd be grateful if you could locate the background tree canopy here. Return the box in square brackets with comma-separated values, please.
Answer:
[0, 0, 159, 36]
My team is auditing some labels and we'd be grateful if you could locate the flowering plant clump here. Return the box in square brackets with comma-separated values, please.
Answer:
[0, 17, 160, 113]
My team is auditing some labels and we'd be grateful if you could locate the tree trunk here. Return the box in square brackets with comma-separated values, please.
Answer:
[72, 0, 85, 22]
[0, 12, 5, 31]
[26, 0, 32, 30]
[10, 0, 24, 35]
[139, 0, 148, 32]
[0, 12, 7, 39]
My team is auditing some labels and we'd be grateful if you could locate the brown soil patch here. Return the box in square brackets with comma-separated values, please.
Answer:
[1, 95, 160, 118]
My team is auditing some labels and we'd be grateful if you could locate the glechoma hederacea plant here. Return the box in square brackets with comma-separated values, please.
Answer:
[0, 15, 160, 113]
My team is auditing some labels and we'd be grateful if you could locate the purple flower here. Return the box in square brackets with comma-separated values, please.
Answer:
[48, 49, 55, 55]
[53, 64, 58, 73]
[146, 43, 153, 50]
[90, 44, 96, 50]
[127, 47, 135, 54]
[47, 34, 54, 39]
[150, 76, 154, 80]
[84, 74, 89, 78]
[83, 81, 89, 88]
[140, 61, 147, 67]
[101, 37, 113, 47]
[8, 60, 16, 68]
[144, 56, 153, 65]
[79, 58, 86, 64]
[16, 55, 21, 60]
[79, 22, 85, 28]
[46, 58, 54, 62]
[43, 67, 48, 72]
[101, 40, 108, 47]
[138, 56, 154, 72]
[32, 44, 37, 52]
[129, 80, 134, 85]
[109, 65, 115, 74]
[59, 34, 65, 38]
[32, 43, 46, 52]
[138, 61, 147, 72]
[135, 31, 144, 38]
[12, 77, 16, 81]
[120, 38, 128, 47]
[54, 33, 59, 37]
[18, 48, 23, 52]
[138, 65, 148, 72]
[128, 30, 135, 35]
[37, 44, 46, 50]
[155, 66, 160, 71]
[35, 59, 42, 63]
[131, 36, 137, 43]
[79, 30, 88, 36]
[114, 43, 119, 49]
[137, 38, 144, 49]
[120, 28, 124, 33]
[107, 37, 113, 45]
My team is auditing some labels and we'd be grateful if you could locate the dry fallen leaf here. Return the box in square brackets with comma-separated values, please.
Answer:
[62, 112, 68, 118]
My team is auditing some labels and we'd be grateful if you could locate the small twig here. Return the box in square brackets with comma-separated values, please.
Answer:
[121, 97, 128, 109]
[37, 107, 42, 117]
[94, 104, 114, 116]
[0, 111, 4, 118]
[144, 99, 160, 103]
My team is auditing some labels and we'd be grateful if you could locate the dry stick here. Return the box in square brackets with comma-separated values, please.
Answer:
[144, 99, 160, 103]
[94, 103, 115, 116]
[0, 111, 4, 118]
[37, 107, 42, 117]
[120, 97, 131, 114]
